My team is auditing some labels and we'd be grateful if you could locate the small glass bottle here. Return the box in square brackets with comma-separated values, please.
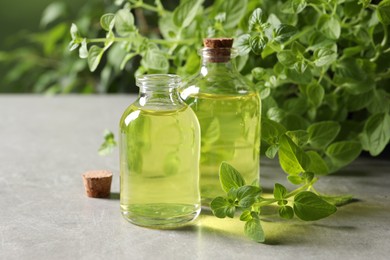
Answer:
[180, 38, 261, 204]
[119, 74, 201, 228]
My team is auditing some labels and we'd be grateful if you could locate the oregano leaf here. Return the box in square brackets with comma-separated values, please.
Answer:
[219, 162, 246, 193]
[294, 191, 337, 221]
[278, 134, 310, 175]
[244, 217, 265, 242]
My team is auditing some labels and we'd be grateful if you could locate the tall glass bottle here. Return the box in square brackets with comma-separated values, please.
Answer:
[120, 74, 201, 228]
[180, 38, 261, 204]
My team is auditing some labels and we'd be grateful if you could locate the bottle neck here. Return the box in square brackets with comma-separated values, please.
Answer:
[138, 87, 183, 107]
[135, 74, 184, 108]
[199, 48, 237, 75]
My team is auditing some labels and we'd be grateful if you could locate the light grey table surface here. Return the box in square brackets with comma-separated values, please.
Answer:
[0, 95, 389, 260]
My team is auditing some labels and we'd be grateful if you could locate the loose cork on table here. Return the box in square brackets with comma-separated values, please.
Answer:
[82, 170, 113, 198]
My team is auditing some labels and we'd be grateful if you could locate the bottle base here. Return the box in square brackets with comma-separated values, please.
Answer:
[121, 203, 201, 229]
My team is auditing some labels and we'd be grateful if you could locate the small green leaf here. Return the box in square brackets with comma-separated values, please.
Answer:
[294, 191, 337, 221]
[100, 13, 115, 31]
[306, 81, 325, 108]
[314, 47, 337, 67]
[248, 8, 263, 31]
[240, 210, 252, 221]
[286, 130, 309, 146]
[115, 9, 135, 37]
[317, 14, 341, 40]
[265, 144, 279, 159]
[273, 183, 287, 200]
[244, 218, 265, 242]
[79, 39, 88, 59]
[377, 0, 390, 25]
[88, 45, 105, 72]
[235, 34, 251, 55]
[40, 2, 66, 28]
[217, 0, 247, 29]
[308, 121, 340, 149]
[143, 50, 169, 73]
[173, 0, 203, 28]
[277, 50, 297, 68]
[288, 175, 304, 185]
[274, 24, 297, 43]
[98, 130, 117, 156]
[279, 206, 294, 219]
[306, 151, 329, 175]
[236, 185, 261, 208]
[70, 23, 80, 40]
[320, 194, 354, 206]
[219, 162, 246, 193]
[326, 141, 362, 168]
[360, 113, 390, 156]
[278, 134, 310, 175]
[210, 197, 235, 218]
[249, 34, 268, 55]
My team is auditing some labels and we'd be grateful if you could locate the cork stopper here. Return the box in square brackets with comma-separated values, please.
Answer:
[203, 38, 234, 48]
[202, 38, 234, 63]
[82, 170, 113, 198]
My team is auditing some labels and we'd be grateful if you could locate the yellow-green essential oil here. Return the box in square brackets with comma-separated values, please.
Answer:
[120, 74, 201, 228]
[188, 92, 261, 202]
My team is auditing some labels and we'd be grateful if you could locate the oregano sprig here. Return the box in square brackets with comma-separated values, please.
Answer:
[210, 162, 337, 243]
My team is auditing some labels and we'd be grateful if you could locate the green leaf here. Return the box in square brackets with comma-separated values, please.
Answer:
[244, 217, 265, 242]
[279, 206, 294, 219]
[210, 197, 235, 218]
[314, 47, 337, 67]
[173, 0, 203, 28]
[115, 9, 135, 36]
[40, 2, 66, 28]
[308, 121, 340, 149]
[235, 34, 251, 56]
[261, 117, 286, 144]
[249, 34, 268, 55]
[236, 185, 261, 208]
[282, 0, 307, 14]
[70, 23, 80, 40]
[377, 0, 390, 25]
[294, 191, 337, 221]
[143, 49, 169, 73]
[317, 14, 341, 40]
[218, 0, 247, 29]
[306, 81, 325, 108]
[100, 13, 115, 31]
[326, 141, 362, 168]
[285, 67, 312, 84]
[274, 24, 297, 43]
[98, 130, 117, 156]
[248, 8, 263, 31]
[88, 45, 105, 72]
[278, 134, 310, 175]
[306, 151, 329, 175]
[240, 210, 252, 221]
[320, 194, 354, 206]
[288, 175, 304, 185]
[286, 130, 309, 146]
[367, 89, 390, 114]
[277, 50, 297, 68]
[360, 113, 390, 156]
[79, 39, 88, 59]
[219, 162, 246, 193]
[273, 183, 287, 200]
[265, 144, 279, 159]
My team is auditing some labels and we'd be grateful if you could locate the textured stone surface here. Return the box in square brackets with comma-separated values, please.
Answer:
[0, 95, 389, 259]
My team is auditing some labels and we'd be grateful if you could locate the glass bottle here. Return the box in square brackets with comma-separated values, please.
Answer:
[119, 74, 201, 228]
[180, 38, 261, 204]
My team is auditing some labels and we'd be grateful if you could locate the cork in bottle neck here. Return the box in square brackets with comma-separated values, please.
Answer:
[201, 38, 234, 63]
